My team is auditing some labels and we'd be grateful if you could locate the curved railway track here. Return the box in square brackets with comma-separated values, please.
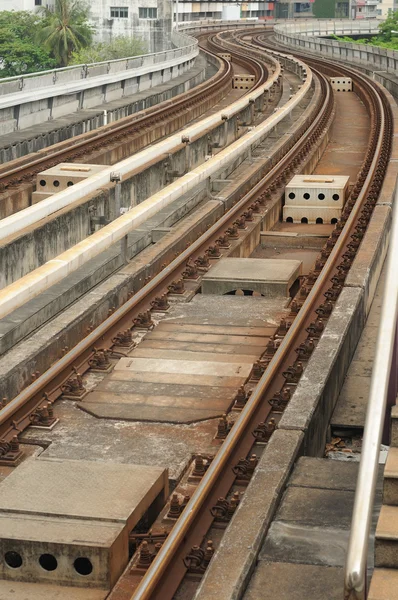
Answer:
[0, 27, 393, 600]
[128, 31, 393, 600]
[0, 37, 265, 193]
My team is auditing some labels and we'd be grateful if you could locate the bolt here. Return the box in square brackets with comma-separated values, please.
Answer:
[137, 541, 152, 569]
[192, 454, 206, 477]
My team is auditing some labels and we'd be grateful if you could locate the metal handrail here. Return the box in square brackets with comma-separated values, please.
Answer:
[344, 189, 398, 600]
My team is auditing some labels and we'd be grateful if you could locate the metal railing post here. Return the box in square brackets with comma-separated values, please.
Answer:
[344, 190, 398, 599]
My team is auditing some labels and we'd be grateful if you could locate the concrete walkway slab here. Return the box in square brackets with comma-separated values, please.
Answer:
[288, 456, 359, 491]
[259, 521, 349, 567]
[143, 331, 268, 346]
[136, 339, 263, 355]
[114, 357, 252, 377]
[276, 487, 355, 529]
[243, 562, 343, 600]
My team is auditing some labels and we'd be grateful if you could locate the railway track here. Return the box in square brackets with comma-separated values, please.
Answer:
[125, 31, 392, 600]
[0, 27, 393, 600]
[0, 37, 264, 194]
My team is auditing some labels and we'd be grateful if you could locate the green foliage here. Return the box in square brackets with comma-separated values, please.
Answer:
[70, 36, 147, 65]
[332, 13, 398, 51]
[37, 0, 94, 67]
[378, 10, 398, 42]
[0, 11, 55, 77]
[0, 4, 148, 77]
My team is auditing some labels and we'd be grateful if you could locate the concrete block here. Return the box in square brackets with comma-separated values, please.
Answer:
[0, 457, 167, 588]
[288, 456, 359, 491]
[36, 163, 105, 194]
[375, 505, 398, 568]
[243, 562, 343, 600]
[368, 568, 398, 600]
[193, 430, 304, 600]
[383, 447, 398, 505]
[275, 486, 355, 530]
[259, 521, 349, 567]
[0, 120, 16, 135]
[391, 406, 398, 448]
[201, 257, 302, 297]
[51, 99, 80, 120]
[18, 109, 51, 129]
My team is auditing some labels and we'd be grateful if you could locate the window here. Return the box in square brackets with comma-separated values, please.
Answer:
[110, 6, 128, 18]
[139, 7, 157, 18]
[35, 0, 42, 5]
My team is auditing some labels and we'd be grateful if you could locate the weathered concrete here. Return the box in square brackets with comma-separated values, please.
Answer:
[0, 189, 215, 355]
[79, 319, 268, 423]
[375, 505, 398, 569]
[331, 269, 385, 432]
[0, 581, 107, 600]
[288, 456, 360, 492]
[193, 430, 304, 600]
[279, 287, 364, 456]
[0, 457, 167, 588]
[201, 257, 302, 297]
[246, 457, 382, 600]
[383, 447, 398, 506]
[0, 55, 209, 165]
[369, 568, 398, 600]
[243, 562, 344, 600]
[0, 31, 198, 135]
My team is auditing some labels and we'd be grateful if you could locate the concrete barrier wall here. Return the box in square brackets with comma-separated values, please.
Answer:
[0, 31, 198, 134]
[274, 20, 397, 77]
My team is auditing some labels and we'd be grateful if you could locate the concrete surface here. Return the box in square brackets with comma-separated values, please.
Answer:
[0, 34, 198, 134]
[279, 287, 364, 455]
[201, 257, 302, 297]
[0, 580, 108, 599]
[244, 457, 382, 599]
[332, 264, 386, 432]
[79, 318, 267, 423]
[381, 446, 398, 506]
[0, 457, 166, 588]
[368, 568, 398, 600]
[0, 457, 166, 527]
[193, 430, 304, 600]
[243, 562, 344, 600]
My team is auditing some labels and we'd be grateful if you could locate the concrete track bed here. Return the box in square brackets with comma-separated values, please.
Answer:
[192, 85, 398, 600]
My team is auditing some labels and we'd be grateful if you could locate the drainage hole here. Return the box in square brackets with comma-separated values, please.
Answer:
[74, 556, 93, 576]
[5, 551, 23, 569]
[39, 553, 58, 571]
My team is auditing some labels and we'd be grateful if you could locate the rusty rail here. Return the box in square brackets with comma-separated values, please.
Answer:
[0, 40, 237, 192]
[129, 30, 392, 600]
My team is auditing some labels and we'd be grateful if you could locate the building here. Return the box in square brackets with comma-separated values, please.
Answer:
[88, 0, 172, 52]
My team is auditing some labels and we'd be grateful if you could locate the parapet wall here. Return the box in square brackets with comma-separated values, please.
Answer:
[274, 20, 397, 83]
[0, 31, 198, 134]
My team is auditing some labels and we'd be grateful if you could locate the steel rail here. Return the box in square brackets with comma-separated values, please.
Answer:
[0, 59, 326, 446]
[0, 42, 235, 187]
[343, 187, 398, 599]
[130, 64, 387, 600]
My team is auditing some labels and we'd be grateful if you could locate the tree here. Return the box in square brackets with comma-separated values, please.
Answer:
[37, 0, 93, 67]
[0, 11, 55, 77]
[377, 11, 398, 42]
[70, 36, 147, 65]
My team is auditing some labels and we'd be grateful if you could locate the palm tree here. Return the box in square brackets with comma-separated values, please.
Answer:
[37, 0, 93, 67]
